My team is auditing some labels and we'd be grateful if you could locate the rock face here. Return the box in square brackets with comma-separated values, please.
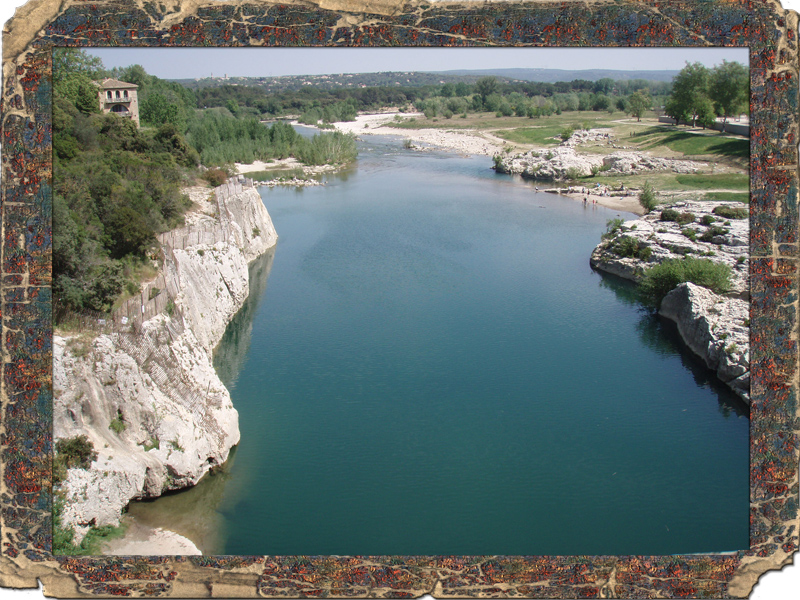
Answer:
[660, 283, 750, 401]
[589, 201, 749, 402]
[494, 146, 603, 180]
[53, 186, 277, 542]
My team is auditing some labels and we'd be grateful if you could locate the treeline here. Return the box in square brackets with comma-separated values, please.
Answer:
[191, 76, 671, 120]
[664, 61, 748, 129]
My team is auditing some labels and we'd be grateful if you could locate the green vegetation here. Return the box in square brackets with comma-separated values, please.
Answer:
[109, 410, 126, 435]
[53, 435, 97, 486]
[639, 258, 732, 307]
[700, 225, 730, 243]
[631, 128, 749, 159]
[712, 205, 749, 219]
[703, 191, 749, 203]
[660, 209, 695, 224]
[602, 218, 626, 240]
[611, 236, 652, 260]
[638, 180, 658, 213]
[664, 61, 747, 129]
[248, 167, 307, 182]
[674, 173, 749, 189]
[53, 496, 127, 556]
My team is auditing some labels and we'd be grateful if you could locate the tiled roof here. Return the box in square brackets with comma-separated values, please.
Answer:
[93, 78, 138, 89]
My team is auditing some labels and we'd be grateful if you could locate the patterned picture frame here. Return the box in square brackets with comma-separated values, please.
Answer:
[1, 0, 798, 597]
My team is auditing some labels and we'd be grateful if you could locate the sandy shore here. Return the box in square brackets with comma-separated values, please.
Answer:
[329, 112, 504, 156]
[102, 519, 202, 556]
[558, 190, 645, 215]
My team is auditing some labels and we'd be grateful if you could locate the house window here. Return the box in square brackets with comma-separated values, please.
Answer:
[115, 90, 120, 99]
[107, 91, 112, 99]
[123, 90, 128, 99]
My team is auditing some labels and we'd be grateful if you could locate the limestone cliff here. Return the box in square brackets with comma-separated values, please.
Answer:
[53, 183, 277, 542]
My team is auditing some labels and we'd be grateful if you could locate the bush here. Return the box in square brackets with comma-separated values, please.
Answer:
[201, 168, 228, 187]
[565, 166, 583, 180]
[639, 258, 732, 307]
[712, 205, 749, 220]
[611, 236, 652, 260]
[602, 217, 625, 240]
[682, 228, 697, 241]
[109, 410, 126, 435]
[700, 225, 729, 243]
[53, 435, 97, 486]
[560, 126, 575, 141]
[700, 215, 716, 226]
[660, 208, 695, 224]
[638, 181, 658, 213]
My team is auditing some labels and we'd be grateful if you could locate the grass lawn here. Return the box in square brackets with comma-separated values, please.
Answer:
[703, 191, 750, 203]
[631, 127, 749, 159]
[674, 173, 749, 189]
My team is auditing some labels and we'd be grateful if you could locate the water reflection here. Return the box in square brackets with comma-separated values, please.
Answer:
[214, 248, 275, 389]
[597, 271, 749, 419]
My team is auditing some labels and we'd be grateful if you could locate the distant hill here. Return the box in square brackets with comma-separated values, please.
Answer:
[173, 68, 677, 94]
[174, 72, 491, 93]
[437, 68, 679, 83]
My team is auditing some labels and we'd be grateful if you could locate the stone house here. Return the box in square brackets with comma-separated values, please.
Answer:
[94, 78, 140, 126]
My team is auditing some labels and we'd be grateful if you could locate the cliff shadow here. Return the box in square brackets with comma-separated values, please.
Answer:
[213, 247, 276, 388]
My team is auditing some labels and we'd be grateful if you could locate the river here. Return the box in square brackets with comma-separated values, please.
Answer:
[125, 133, 749, 556]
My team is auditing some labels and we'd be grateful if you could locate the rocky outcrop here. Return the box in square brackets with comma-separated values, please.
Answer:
[589, 201, 749, 298]
[494, 146, 603, 180]
[590, 201, 749, 402]
[53, 185, 277, 543]
[660, 283, 750, 401]
[493, 129, 703, 181]
[601, 151, 703, 175]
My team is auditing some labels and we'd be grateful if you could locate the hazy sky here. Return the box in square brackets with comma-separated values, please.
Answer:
[85, 47, 748, 79]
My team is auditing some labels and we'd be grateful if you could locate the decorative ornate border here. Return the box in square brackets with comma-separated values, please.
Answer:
[1, 0, 797, 597]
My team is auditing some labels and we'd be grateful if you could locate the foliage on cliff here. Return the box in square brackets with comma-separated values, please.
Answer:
[639, 258, 732, 307]
[53, 50, 198, 316]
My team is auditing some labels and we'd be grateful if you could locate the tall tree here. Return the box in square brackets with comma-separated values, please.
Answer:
[52, 49, 105, 86]
[710, 60, 748, 132]
[475, 76, 498, 108]
[664, 62, 711, 127]
[627, 90, 651, 121]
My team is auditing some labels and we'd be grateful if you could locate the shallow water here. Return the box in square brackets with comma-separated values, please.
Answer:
[131, 135, 749, 556]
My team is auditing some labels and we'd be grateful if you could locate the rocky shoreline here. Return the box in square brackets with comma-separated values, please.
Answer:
[53, 182, 278, 550]
[590, 201, 750, 403]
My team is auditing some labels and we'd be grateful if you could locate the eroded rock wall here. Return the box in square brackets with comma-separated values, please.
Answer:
[53, 186, 277, 541]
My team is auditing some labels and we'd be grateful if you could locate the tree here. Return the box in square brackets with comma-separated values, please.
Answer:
[52, 49, 104, 86]
[638, 180, 658, 213]
[664, 62, 711, 127]
[627, 90, 651, 122]
[475, 76, 498, 108]
[710, 60, 748, 132]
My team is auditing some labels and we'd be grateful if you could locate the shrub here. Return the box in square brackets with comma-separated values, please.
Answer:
[148, 287, 160, 300]
[201, 168, 228, 187]
[109, 410, 126, 435]
[639, 257, 732, 307]
[53, 435, 97, 485]
[252, 227, 261, 238]
[681, 228, 697, 241]
[638, 180, 658, 213]
[590, 164, 600, 177]
[700, 215, 716, 226]
[611, 236, 652, 260]
[712, 205, 748, 220]
[166, 300, 175, 316]
[602, 217, 625, 240]
[560, 126, 575, 141]
[660, 208, 695, 224]
[700, 225, 729, 243]
[565, 166, 583, 180]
